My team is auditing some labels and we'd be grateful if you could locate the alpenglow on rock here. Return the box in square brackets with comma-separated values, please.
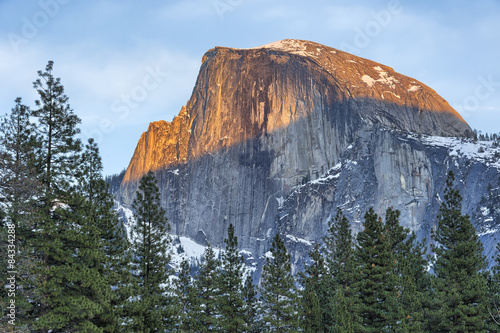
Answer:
[119, 39, 499, 269]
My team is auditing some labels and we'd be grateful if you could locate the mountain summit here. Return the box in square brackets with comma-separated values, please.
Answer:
[119, 40, 498, 268]
[122, 39, 472, 184]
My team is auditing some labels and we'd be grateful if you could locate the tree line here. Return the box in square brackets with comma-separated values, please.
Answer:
[1, 61, 500, 332]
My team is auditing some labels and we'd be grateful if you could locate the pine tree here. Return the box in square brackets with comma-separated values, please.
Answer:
[354, 208, 394, 333]
[260, 233, 298, 332]
[242, 275, 261, 333]
[27, 62, 109, 332]
[0, 97, 42, 235]
[78, 139, 133, 332]
[219, 223, 246, 332]
[174, 258, 197, 332]
[31, 189, 107, 332]
[31, 60, 81, 197]
[193, 244, 221, 332]
[324, 208, 359, 332]
[0, 98, 42, 330]
[129, 171, 173, 332]
[299, 243, 328, 333]
[385, 207, 429, 333]
[431, 170, 489, 332]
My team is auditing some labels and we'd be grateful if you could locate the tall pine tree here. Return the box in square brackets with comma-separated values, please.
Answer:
[0, 97, 42, 330]
[385, 207, 429, 333]
[129, 171, 172, 332]
[78, 139, 133, 332]
[174, 258, 197, 332]
[242, 275, 261, 333]
[219, 223, 246, 332]
[193, 244, 221, 332]
[354, 208, 394, 333]
[27, 62, 111, 332]
[31, 60, 81, 198]
[431, 170, 489, 332]
[324, 208, 359, 332]
[299, 243, 327, 333]
[260, 233, 298, 332]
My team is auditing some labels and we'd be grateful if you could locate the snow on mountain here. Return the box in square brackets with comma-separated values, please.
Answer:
[114, 200, 258, 274]
[418, 135, 500, 169]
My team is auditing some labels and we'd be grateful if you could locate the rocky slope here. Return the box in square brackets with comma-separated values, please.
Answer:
[119, 39, 498, 271]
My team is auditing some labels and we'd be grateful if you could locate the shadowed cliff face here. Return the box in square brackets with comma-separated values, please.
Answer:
[119, 39, 478, 258]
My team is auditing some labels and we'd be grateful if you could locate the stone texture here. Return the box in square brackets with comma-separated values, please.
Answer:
[118, 39, 498, 270]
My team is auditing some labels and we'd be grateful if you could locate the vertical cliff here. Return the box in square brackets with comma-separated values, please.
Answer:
[119, 39, 494, 264]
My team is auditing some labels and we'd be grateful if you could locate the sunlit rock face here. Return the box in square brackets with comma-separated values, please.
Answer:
[119, 40, 500, 271]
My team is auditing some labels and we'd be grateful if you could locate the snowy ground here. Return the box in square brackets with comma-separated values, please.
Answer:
[114, 201, 258, 275]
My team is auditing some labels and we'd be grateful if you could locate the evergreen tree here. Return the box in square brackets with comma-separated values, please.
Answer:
[31, 60, 81, 197]
[31, 189, 107, 332]
[174, 258, 197, 332]
[299, 243, 328, 333]
[0, 97, 41, 235]
[219, 223, 246, 332]
[193, 244, 221, 332]
[324, 208, 359, 332]
[129, 171, 172, 332]
[385, 207, 429, 333]
[354, 208, 394, 333]
[0, 98, 42, 330]
[242, 275, 261, 333]
[78, 139, 133, 332]
[26, 62, 108, 332]
[431, 170, 489, 332]
[260, 233, 299, 332]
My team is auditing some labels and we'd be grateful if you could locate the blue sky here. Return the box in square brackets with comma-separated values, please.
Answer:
[1, 0, 499, 175]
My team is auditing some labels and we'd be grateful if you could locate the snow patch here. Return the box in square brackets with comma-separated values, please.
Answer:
[420, 135, 500, 169]
[362, 75, 376, 87]
[286, 234, 312, 246]
[408, 85, 421, 92]
[480, 206, 489, 217]
[479, 228, 498, 237]
[362, 69, 399, 89]
[243, 39, 317, 58]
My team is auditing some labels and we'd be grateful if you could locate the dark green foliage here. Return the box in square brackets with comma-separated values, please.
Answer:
[129, 171, 172, 332]
[385, 207, 429, 332]
[242, 275, 261, 333]
[354, 208, 394, 332]
[219, 224, 247, 332]
[32, 60, 82, 196]
[0, 97, 42, 232]
[260, 233, 298, 332]
[78, 139, 133, 332]
[174, 258, 197, 332]
[31, 191, 107, 332]
[299, 243, 329, 333]
[26, 62, 106, 332]
[193, 244, 220, 332]
[324, 208, 359, 332]
[0, 97, 42, 330]
[431, 171, 489, 332]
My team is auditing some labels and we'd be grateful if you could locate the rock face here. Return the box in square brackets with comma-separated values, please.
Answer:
[119, 39, 499, 270]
